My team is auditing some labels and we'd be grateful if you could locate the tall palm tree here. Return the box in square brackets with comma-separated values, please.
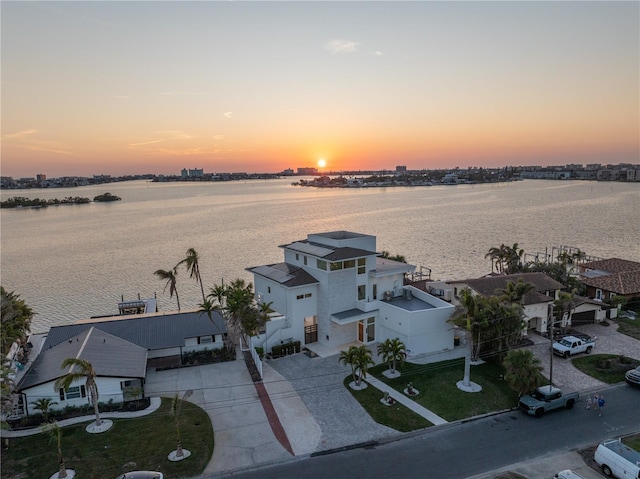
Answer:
[485, 245, 506, 274]
[154, 267, 180, 311]
[502, 349, 542, 397]
[339, 346, 359, 386]
[43, 421, 68, 479]
[179, 248, 206, 302]
[498, 278, 536, 307]
[54, 358, 101, 427]
[377, 338, 406, 375]
[352, 345, 374, 386]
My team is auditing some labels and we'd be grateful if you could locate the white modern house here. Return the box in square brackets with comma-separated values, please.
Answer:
[247, 231, 455, 357]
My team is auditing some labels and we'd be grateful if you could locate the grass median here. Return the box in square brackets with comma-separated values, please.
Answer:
[1, 398, 214, 479]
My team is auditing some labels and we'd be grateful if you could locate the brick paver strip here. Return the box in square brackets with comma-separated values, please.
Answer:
[254, 381, 294, 455]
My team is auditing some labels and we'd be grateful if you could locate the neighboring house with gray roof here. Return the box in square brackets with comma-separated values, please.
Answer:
[448, 272, 567, 334]
[248, 231, 455, 357]
[15, 327, 148, 417]
[12, 309, 226, 418]
[577, 257, 640, 304]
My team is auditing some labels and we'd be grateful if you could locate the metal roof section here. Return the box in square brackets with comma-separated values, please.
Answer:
[43, 309, 227, 351]
[313, 231, 367, 240]
[372, 257, 416, 277]
[17, 327, 148, 391]
[248, 262, 319, 287]
[331, 308, 373, 325]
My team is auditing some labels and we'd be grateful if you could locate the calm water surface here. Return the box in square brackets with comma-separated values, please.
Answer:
[1, 179, 638, 333]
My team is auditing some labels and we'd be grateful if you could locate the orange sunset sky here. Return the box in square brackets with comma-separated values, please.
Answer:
[2, 1, 638, 177]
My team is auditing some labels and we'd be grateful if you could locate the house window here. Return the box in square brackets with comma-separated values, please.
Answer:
[304, 293, 312, 298]
[373, 284, 377, 300]
[595, 289, 603, 300]
[296, 294, 304, 300]
[357, 258, 366, 274]
[296, 254, 299, 261]
[317, 259, 327, 270]
[59, 385, 86, 401]
[357, 285, 366, 301]
[267, 286, 271, 294]
[344, 259, 355, 269]
[330, 261, 343, 271]
[304, 256, 307, 265]
[198, 336, 213, 344]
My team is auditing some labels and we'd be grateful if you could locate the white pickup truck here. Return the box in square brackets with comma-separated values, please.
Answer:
[552, 335, 595, 358]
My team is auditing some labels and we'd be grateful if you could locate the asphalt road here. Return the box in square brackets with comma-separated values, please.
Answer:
[210, 384, 640, 479]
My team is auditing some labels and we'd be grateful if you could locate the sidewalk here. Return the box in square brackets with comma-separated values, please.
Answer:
[0, 397, 162, 438]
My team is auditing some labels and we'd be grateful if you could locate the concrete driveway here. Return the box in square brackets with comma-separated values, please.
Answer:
[143, 358, 294, 476]
[528, 321, 640, 393]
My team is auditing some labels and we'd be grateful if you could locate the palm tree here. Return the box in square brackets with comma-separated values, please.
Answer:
[502, 349, 542, 397]
[198, 298, 219, 324]
[43, 421, 68, 479]
[154, 267, 180, 311]
[30, 397, 58, 422]
[54, 358, 102, 427]
[498, 278, 536, 307]
[485, 245, 506, 274]
[504, 243, 524, 274]
[170, 390, 192, 458]
[1, 287, 35, 357]
[178, 248, 206, 302]
[377, 338, 406, 375]
[352, 345, 374, 386]
[380, 251, 407, 263]
[339, 346, 359, 386]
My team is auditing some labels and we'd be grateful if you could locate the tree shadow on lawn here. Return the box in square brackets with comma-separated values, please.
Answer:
[370, 358, 519, 422]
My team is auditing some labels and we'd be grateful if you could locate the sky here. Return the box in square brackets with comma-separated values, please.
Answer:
[1, 1, 638, 178]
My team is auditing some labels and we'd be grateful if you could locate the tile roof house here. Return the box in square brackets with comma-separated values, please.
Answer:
[12, 309, 226, 417]
[577, 258, 640, 302]
[247, 231, 455, 358]
[448, 272, 567, 334]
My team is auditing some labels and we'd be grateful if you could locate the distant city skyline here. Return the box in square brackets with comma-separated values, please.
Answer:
[2, 1, 638, 178]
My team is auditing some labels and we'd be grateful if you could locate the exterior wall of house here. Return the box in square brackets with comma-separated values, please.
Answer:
[147, 347, 182, 359]
[22, 377, 128, 415]
[184, 335, 224, 352]
[377, 287, 455, 356]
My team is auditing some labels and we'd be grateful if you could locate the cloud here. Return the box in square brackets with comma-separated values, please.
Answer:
[224, 112, 233, 119]
[325, 39, 359, 54]
[213, 135, 225, 140]
[128, 131, 193, 149]
[4, 129, 38, 139]
[26, 146, 76, 156]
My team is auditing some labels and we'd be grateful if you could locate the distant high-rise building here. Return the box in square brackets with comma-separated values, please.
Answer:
[297, 167, 318, 175]
[396, 165, 407, 172]
[36, 173, 46, 182]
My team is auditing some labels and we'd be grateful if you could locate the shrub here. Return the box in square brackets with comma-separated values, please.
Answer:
[271, 340, 301, 358]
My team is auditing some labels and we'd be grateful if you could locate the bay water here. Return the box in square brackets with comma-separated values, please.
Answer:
[1, 179, 638, 333]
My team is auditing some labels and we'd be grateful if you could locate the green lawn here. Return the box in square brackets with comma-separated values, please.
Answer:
[0, 398, 214, 479]
[572, 354, 640, 383]
[347, 355, 556, 432]
[366, 359, 518, 424]
[615, 316, 640, 340]
[342, 376, 433, 432]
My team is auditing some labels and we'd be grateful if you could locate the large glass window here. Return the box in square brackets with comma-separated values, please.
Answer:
[357, 258, 366, 274]
[357, 284, 366, 301]
[59, 385, 86, 401]
[317, 259, 327, 270]
[373, 284, 378, 300]
[344, 259, 355, 269]
[330, 261, 343, 271]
